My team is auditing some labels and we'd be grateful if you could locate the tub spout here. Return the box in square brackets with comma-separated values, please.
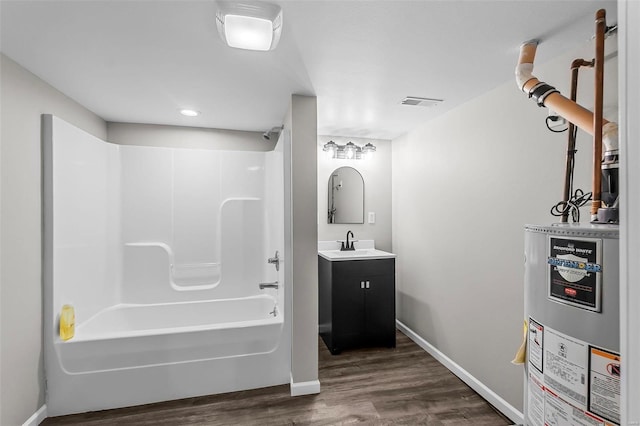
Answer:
[259, 281, 279, 290]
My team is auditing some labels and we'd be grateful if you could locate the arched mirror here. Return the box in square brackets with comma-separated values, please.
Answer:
[328, 166, 364, 224]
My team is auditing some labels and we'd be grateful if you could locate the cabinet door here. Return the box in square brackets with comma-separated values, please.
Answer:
[332, 261, 366, 345]
[364, 273, 396, 344]
[318, 257, 333, 336]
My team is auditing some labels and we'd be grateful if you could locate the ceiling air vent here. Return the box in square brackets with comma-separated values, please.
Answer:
[400, 96, 443, 107]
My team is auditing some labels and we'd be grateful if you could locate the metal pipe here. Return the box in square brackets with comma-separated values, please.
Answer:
[515, 9, 618, 222]
[591, 9, 606, 218]
[259, 281, 279, 289]
[516, 42, 606, 135]
[561, 59, 594, 222]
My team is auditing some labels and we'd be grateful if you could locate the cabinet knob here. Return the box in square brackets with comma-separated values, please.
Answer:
[366, 281, 370, 289]
[361, 281, 365, 289]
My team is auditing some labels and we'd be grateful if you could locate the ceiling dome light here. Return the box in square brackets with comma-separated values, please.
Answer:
[216, 2, 282, 51]
[179, 109, 200, 117]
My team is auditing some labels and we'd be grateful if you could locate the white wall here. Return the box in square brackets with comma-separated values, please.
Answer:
[392, 35, 618, 415]
[619, 1, 640, 423]
[285, 95, 319, 392]
[0, 54, 107, 426]
[318, 136, 392, 252]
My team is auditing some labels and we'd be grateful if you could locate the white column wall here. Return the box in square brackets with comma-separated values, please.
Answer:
[0, 54, 107, 426]
[619, 1, 640, 424]
[285, 95, 319, 393]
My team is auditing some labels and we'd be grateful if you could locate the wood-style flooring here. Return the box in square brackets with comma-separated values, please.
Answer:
[43, 330, 512, 425]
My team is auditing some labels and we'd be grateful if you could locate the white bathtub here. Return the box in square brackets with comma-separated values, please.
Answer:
[56, 295, 282, 374]
[44, 116, 291, 416]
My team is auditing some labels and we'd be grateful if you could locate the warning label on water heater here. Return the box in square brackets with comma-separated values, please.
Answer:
[548, 236, 602, 312]
[589, 347, 621, 425]
[525, 324, 621, 426]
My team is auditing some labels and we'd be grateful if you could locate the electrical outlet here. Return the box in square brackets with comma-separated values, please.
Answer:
[368, 212, 375, 224]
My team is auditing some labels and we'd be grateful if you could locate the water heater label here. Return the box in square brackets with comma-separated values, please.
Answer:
[547, 237, 602, 312]
[544, 390, 605, 426]
[525, 323, 621, 426]
[589, 346, 621, 425]
[528, 370, 546, 426]
[544, 326, 589, 410]
[528, 318, 544, 374]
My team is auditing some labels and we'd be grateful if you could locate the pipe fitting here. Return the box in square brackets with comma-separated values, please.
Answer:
[528, 82, 560, 107]
[602, 122, 618, 153]
[515, 63, 535, 91]
[515, 41, 538, 91]
[514, 36, 609, 137]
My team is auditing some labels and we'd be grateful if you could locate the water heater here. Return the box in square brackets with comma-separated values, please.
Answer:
[524, 223, 620, 426]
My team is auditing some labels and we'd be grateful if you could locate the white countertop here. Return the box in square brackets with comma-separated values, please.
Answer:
[318, 248, 396, 261]
[318, 240, 396, 261]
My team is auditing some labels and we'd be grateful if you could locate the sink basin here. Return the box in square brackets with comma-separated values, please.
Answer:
[318, 248, 396, 261]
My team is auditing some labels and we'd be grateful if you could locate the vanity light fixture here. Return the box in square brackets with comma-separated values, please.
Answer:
[361, 143, 376, 160]
[323, 140, 376, 160]
[216, 2, 283, 51]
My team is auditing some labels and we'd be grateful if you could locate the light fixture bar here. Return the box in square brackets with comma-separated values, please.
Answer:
[323, 140, 376, 160]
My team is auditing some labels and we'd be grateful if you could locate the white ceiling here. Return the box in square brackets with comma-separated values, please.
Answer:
[0, 0, 617, 140]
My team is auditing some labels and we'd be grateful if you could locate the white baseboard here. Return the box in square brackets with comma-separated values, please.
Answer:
[23, 405, 47, 426]
[290, 376, 321, 397]
[396, 320, 524, 425]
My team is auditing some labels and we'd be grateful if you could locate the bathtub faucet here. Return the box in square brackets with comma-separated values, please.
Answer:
[259, 281, 279, 290]
[267, 250, 280, 272]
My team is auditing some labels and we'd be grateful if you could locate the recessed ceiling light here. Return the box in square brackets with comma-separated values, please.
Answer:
[179, 109, 200, 117]
[216, 2, 282, 51]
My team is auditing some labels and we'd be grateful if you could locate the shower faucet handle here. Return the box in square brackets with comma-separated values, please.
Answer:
[267, 251, 280, 271]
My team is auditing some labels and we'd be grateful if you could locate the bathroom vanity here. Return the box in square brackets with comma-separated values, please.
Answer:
[318, 242, 396, 355]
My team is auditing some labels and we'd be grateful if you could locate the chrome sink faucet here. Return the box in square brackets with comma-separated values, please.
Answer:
[341, 230, 355, 251]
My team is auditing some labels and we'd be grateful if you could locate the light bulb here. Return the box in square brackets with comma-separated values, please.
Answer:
[361, 143, 376, 160]
[325, 147, 336, 159]
[344, 142, 356, 159]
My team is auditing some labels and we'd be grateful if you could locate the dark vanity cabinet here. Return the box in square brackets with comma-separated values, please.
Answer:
[318, 256, 396, 354]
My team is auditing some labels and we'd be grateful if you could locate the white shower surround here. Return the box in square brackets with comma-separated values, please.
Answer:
[43, 115, 289, 416]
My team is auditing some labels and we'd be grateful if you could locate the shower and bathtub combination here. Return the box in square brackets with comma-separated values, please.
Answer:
[43, 115, 290, 415]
